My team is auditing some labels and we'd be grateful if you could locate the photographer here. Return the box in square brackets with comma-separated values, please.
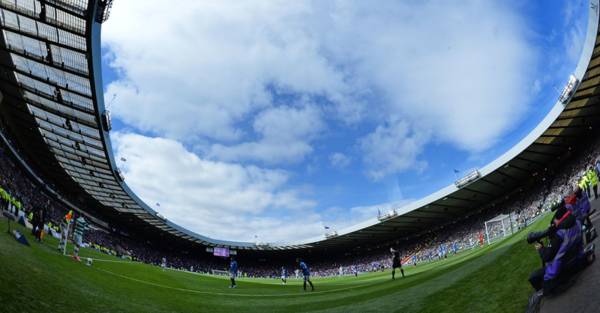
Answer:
[528, 205, 584, 294]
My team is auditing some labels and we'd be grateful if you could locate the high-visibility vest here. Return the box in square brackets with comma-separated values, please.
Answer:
[579, 176, 589, 189]
[587, 170, 599, 186]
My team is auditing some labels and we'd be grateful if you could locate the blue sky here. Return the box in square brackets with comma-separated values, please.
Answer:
[100, 0, 588, 243]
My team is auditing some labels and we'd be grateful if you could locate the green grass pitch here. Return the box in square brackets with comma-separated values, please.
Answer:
[0, 215, 550, 313]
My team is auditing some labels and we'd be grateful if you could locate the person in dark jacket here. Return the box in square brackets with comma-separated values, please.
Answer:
[390, 247, 405, 279]
[35, 208, 45, 242]
[30, 208, 45, 242]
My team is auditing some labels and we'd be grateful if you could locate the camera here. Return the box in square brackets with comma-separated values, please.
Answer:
[526, 229, 550, 244]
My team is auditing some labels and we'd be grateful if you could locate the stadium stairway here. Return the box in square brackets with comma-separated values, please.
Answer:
[539, 198, 600, 313]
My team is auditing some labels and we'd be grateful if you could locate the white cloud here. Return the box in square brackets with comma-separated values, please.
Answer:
[207, 103, 324, 164]
[360, 119, 429, 180]
[329, 152, 351, 169]
[103, 1, 345, 144]
[104, 0, 539, 178]
[348, 2, 535, 151]
[111, 131, 420, 242]
[563, 2, 586, 65]
[564, 0, 585, 26]
[112, 132, 322, 242]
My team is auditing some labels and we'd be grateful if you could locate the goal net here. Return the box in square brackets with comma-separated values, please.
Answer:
[484, 214, 515, 244]
[211, 270, 229, 276]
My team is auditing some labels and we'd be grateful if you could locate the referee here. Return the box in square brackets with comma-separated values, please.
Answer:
[390, 247, 405, 279]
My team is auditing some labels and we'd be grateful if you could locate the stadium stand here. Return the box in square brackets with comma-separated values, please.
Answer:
[1, 124, 599, 278]
[0, 0, 598, 294]
[1, 1, 600, 312]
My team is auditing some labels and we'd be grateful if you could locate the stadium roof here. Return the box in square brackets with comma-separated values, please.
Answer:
[0, 0, 599, 251]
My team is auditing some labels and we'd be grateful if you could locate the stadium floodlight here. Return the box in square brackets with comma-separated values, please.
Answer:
[255, 242, 271, 248]
[101, 110, 112, 131]
[454, 169, 481, 188]
[377, 209, 398, 221]
[96, 0, 115, 23]
[115, 169, 125, 182]
[325, 231, 339, 239]
[558, 74, 580, 105]
[156, 213, 167, 221]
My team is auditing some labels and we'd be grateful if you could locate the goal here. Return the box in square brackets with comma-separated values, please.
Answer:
[211, 269, 229, 276]
[484, 214, 515, 244]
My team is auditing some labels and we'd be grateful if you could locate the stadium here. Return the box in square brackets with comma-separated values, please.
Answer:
[1, 0, 600, 312]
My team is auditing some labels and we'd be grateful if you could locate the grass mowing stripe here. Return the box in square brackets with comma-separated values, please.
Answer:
[1, 215, 551, 312]
[92, 266, 384, 297]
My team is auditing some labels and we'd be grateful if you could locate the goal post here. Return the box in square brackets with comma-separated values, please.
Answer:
[211, 269, 229, 276]
[484, 214, 515, 245]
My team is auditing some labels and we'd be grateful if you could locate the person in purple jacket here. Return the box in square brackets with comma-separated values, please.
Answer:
[528, 206, 584, 294]
[570, 187, 592, 227]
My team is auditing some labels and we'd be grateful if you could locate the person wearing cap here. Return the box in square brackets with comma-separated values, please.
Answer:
[528, 205, 584, 294]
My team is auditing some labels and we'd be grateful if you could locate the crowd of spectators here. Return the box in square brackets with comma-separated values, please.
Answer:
[1, 130, 599, 278]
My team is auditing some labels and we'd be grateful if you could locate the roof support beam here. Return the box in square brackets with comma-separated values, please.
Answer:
[556, 112, 600, 121]
[505, 163, 532, 175]
[1, 91, 96, 128]
[531, 141, 569, 148]
[0, 75, 94, 114]
[12, 107, 104, 148]
[495, 169, 520, 182]
[0, 25, 88, 54]
[0, 44, 89, 78]
[515, 156, 547, 168]
[0, 61, 91, 98]
[461, 187, 496, 199]
[522, 148, 561, 158]
[0, 2, 86, 36]
[479, 177, 505, 189]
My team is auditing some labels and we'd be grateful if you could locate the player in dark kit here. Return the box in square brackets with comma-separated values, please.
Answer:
[281, 266, 288, 285]
[390, 247, 405, 279]
[229, 257, 238, 288]
[297, 258, 315, 291]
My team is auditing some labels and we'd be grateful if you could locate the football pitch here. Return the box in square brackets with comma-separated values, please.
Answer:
[0, 215, 550, 313]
